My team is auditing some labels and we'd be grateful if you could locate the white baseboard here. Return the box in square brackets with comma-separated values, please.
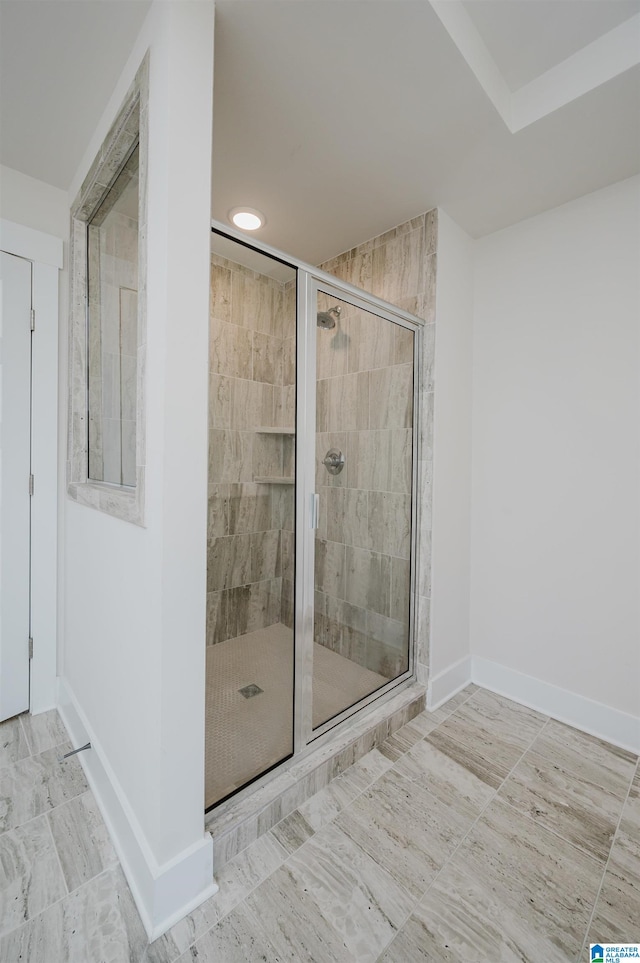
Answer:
[427, 656, 473, 709]
[57, 678, 217, 941]
[471, 657, 640, 754]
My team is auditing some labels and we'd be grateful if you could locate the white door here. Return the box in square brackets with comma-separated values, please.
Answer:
[0, 251, 32, 720]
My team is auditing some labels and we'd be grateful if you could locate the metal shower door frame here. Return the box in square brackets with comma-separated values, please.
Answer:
[210, 219, 424, 768]
[294, 270, 423, 752]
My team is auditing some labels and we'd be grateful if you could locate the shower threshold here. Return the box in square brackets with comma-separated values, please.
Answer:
[204, 664, 425, 872]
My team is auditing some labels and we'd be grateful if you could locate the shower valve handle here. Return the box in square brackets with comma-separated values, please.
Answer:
[323, 448, 345, 475]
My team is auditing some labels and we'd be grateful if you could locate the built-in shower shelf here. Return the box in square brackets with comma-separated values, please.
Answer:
[255, 427, 295, 435]
[254, 476, 294, 485]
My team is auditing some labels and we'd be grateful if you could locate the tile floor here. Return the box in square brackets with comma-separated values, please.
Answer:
[1, 686, 638, 962]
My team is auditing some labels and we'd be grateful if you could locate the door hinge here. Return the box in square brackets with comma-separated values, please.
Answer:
[28, 637, 33, 659]
[29, 474, 34, 496]
[30, 308, 35, 332]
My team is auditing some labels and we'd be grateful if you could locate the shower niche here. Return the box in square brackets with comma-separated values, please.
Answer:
[205, 228, 421, 812]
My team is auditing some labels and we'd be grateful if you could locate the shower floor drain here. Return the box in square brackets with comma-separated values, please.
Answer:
[238, 684, 264, 699]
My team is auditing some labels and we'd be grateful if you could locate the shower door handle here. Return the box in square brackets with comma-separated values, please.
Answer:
[310, 493, 319, 530]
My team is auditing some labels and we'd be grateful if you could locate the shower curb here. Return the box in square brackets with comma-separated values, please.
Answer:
[205, 681, 426, 871]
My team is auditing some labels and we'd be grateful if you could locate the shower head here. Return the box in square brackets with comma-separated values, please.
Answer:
[317, 305, 341, 329]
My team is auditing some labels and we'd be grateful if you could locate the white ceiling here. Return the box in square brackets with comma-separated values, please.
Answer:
[211, 0, 640, 263]
[462, 0, 640, 90]
[1, 0, 638, 266]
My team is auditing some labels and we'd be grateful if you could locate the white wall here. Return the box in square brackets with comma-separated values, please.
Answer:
[471, 177, 640, 739]
[58, 0, 216, 938]
[0, 166, 68, 240]
[428, 211, 474, 705]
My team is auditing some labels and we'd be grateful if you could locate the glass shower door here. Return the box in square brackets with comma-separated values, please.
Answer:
[310, 286, 416, 731]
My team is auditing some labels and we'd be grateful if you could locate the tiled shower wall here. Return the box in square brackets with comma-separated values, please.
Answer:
[320, 211, 437, 684]
[313, 291, 414, 680]
[206, 255, 295, 645]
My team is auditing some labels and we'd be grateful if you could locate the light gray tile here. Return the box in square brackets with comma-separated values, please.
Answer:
[392, 798, 604, 963]
[371, 231, 425, 308]
[48, 791, 118, 892]
[206, 591, 227, 646]
[0, 814, 67, 936]
[186, 901, 284, 962]
[0, 746, 88, 833]
[393, 323, 414, 366]
[231, 270, 276, 335]
[367, 491, 411, 559]
[209, 262, 232, 323]
[391, 427, 413, 494]
[1, 867, 148, 963]
[314, 538, 345, 599]
[227, 484, 271, 536]
[390, 556, 411, 624]
[160, 832, 289, 955]
[317, 371, 368, 433]
[326, 487, 368, 549]
[231, 379, 274, 430]
[378, 720, 425, 762]
[498, 747, 627, 860]
[293, 747, 393, 837]
[270, 810, 315, 855]
[393, 731, 496, 821]
[207, 486, 228, 539]
[429, 689, 547, 782]
[408, 708, 444, 737]
[206, 534, 251, 592]
[208, 373, 231, 429]
[347, 311, 394, 374]
[0, 717, 30, 770]
[619, 765, 640, 838]
[337, 768, 474, 898]
[247, 819, 413, 962]
[209, 321, 252, 380]
[252, 332, 282, 386]
[587, 830, 640, 945]
[369, 364, 413, 430]
[20, 710, 68, 756]
[344, 546, 391, 617]
[252, 431, 283, 479]
[208, 429, 253, 484]
[250, 530, 281, 583]
[530, 720, 637, 798]
[346, 429, 392, 492]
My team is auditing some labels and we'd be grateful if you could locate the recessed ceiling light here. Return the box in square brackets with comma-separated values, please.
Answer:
[229, 207, 265, 231]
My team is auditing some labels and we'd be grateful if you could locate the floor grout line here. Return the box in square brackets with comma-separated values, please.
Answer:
[0, 864, 115, 944]
[180, 695, 474, 958]
[17, 713, 35, 757]
[371, 711, 553, 961]
[44, 809, 70, 899]
[575, 755, 640, 963]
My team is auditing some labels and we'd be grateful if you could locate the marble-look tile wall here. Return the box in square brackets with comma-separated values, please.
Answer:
[207, 256, 295, 645]
[279, 281, 296, 630]
[319, 211, 437, 684]
[313, 290, 414, 680]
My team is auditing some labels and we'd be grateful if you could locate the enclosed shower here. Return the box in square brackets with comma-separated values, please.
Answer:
[205, 227, 421, 811]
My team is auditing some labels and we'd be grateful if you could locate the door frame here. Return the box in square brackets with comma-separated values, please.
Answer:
[0, 219, 62, 714]
[295, 273, 422, 750]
